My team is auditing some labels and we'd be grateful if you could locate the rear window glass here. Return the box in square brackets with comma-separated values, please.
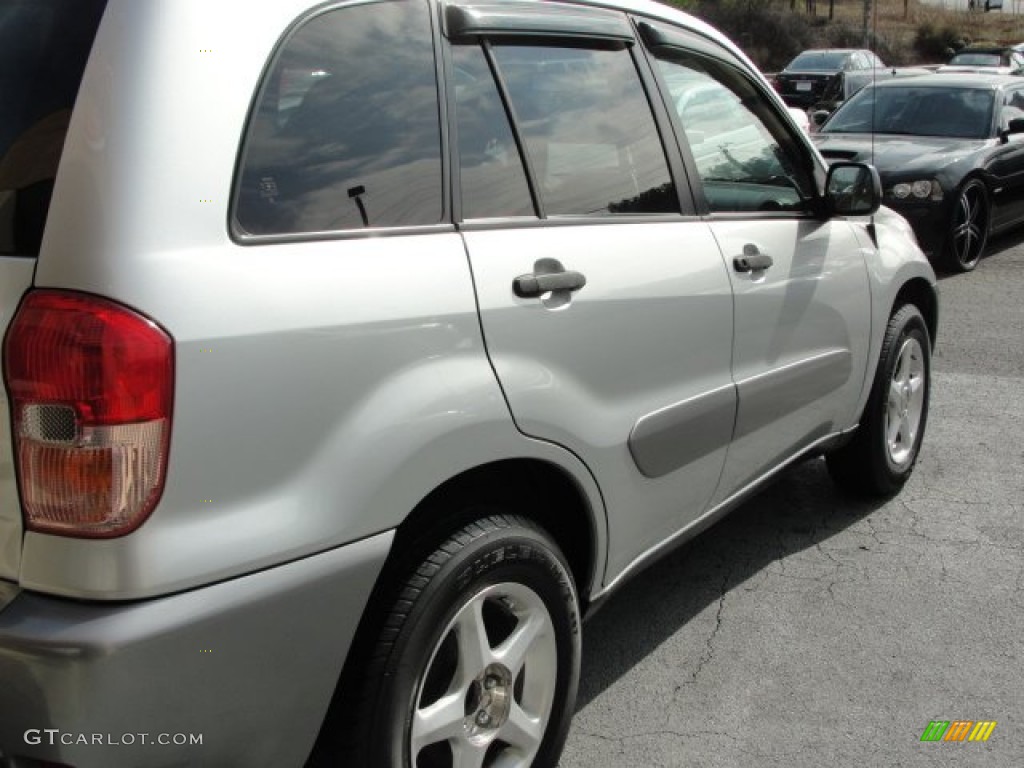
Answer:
[787, 51, 849, 72]
[0, 0, 107, 257]
[489, 43, 678, 217]
[453, 44, 535, 220]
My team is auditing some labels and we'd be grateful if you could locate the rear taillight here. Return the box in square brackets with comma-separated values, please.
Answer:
[3, 290, 173, 538]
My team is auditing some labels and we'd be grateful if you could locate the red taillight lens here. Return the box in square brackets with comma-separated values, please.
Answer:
[3, 290, 173, 538]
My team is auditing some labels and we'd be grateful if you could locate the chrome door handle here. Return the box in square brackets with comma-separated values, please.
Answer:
[513, 270, 587, 298]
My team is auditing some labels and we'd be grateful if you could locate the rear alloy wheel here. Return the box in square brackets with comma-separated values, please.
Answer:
[346, 515, 580, 768]
[944, 178, 989, 273]
[412, 581, 558, 767]
[827, 304, 931, 497]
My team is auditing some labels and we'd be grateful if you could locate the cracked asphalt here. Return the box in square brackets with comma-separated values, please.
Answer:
[559, 237, 1024, 767]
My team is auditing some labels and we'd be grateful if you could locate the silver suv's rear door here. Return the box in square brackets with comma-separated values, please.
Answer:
[0, 0, 109, 582]
[448, 9, 737, 586]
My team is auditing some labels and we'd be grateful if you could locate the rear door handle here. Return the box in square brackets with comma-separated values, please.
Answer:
[513, 270, 587, 298]
[733, 250, 773, 273]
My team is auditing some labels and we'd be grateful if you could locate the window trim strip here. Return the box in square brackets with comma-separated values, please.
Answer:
[444, 1, 634, 42]
[479, 39, 546, 220]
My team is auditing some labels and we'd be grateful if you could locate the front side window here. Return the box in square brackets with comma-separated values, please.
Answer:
[656, 53, 815, 213]
[234, 0, 442, 236]
[489, 42, 677, 216]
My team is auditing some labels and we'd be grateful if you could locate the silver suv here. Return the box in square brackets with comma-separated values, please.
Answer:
[0, 1, 936, 766]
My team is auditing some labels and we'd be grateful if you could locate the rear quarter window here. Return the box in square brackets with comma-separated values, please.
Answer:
[234, 0, 443, 236]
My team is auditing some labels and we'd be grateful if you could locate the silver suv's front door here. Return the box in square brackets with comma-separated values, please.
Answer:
[645, 28, 871, 503]
[450, 31, 737, 582]
[708, 219, 871, 499]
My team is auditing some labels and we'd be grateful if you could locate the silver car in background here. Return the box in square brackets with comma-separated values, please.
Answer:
[0, 1, 937, 766]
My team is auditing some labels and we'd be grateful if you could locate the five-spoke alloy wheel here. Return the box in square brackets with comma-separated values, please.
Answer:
[884, 336, 927, 469]
[827, 303, 932, 497]
[945, 178, 989, 273]
[334, 515, 581, 768]
[412, 581, 558, 767]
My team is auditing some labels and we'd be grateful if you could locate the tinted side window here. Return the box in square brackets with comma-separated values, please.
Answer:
[656, 53, 815, 214]
[489, 43, 677, 216]
[453, 44, 534, 219]
[235, 0, 442, 235]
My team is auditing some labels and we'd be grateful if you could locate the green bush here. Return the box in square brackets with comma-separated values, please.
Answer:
[689, 0, 816, 71]
[914, 22, 968, 62]
[825, 21, 909, 65]
[665, 1, 916, 69]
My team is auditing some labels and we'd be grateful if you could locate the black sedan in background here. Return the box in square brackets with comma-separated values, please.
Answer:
[775, 48, 885, 108]
[813, 74, 1024, 272]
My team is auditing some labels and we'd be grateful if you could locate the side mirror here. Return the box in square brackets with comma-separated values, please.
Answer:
[825, 162, 881, 217]
[811, 109, 831, 126]
[998, 117, 1024, 143]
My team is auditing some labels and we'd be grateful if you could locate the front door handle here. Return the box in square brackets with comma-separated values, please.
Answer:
[733, 245, 774, 273]
[513, 269, 587, 298]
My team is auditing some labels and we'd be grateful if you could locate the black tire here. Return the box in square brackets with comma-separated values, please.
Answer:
[827, 304, 931, 497]
[331, 515, 580, 768]
[943, 178, 989, 273]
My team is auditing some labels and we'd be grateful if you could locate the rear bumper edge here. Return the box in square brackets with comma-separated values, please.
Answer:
[0, 531, 393, 768]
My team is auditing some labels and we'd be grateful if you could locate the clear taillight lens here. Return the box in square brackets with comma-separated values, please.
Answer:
[3, 290, 173, 537]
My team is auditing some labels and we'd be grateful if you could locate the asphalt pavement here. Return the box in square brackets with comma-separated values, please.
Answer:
[559, 236, 1024, 767]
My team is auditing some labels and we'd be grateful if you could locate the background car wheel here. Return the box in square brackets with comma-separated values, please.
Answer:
[943, 178, 989, 273]
[827, 304, 931, 497]
[334, 514, 580, 768]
